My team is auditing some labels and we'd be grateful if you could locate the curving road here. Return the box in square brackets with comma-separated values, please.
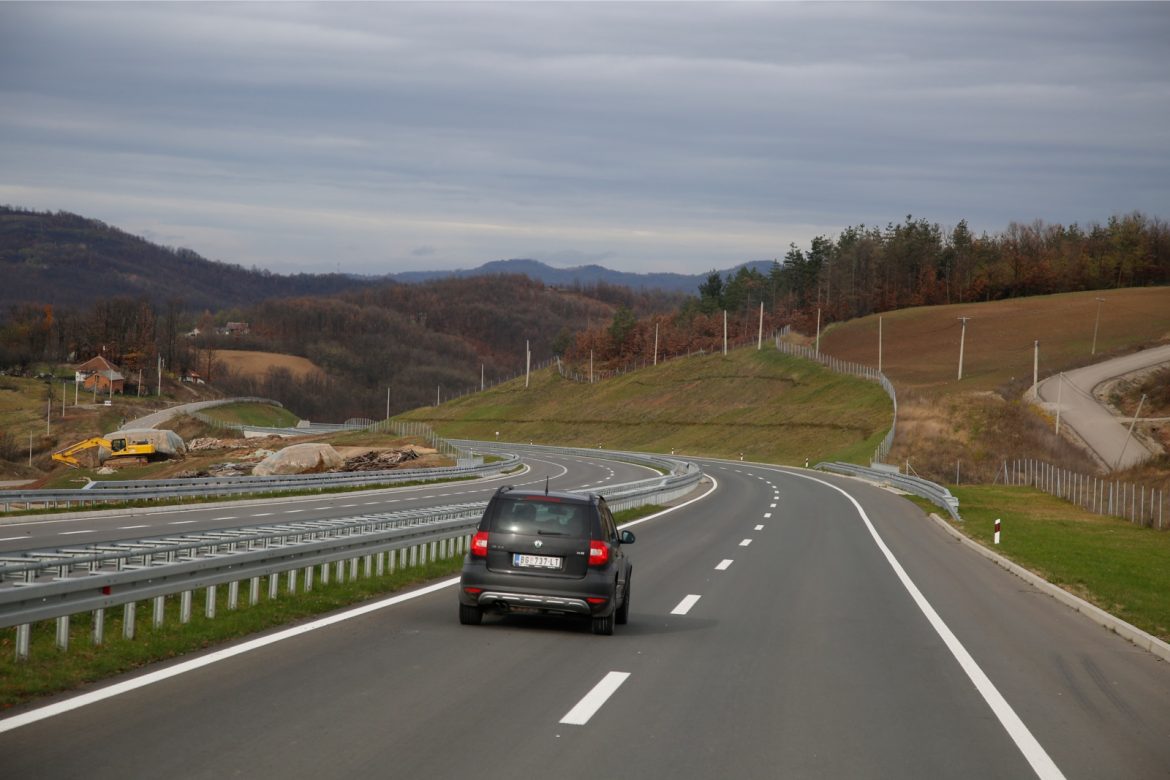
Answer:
[1036, 344, 1170, 470]
[0, 453, 655, 554]
[2, 456, 1168, 778]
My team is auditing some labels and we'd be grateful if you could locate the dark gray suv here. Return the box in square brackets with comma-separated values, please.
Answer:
[458, 486, 635, 635]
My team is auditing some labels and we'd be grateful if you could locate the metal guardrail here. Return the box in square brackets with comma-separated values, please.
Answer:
[0, 456, 517, 513]
[816, 461, 960, 522]
[0, 444, 703, 657]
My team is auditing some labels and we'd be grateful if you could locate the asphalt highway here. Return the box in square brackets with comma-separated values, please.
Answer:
[0, 453, 653, 554]
[2, 457, 1168, 778]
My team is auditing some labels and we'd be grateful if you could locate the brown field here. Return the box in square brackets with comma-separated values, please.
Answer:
[815, 287, 1170, 484]
[215, 350, 323, 381]
[818, 287, 1170, 395]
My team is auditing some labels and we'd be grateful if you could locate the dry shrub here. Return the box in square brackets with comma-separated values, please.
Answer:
[891, 390, 1098, 485]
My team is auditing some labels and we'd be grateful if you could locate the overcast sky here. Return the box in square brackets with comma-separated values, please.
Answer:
[1, 2, 1167, 277]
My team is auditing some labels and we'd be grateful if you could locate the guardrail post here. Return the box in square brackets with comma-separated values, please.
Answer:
[15, 624, 30, 661]
[180, 590, 192, 623]
[270, 573, 280, 599]
[123, 602, 136, 639]
[288, 568, 299, 595]
[363, 554, 372, 578]
[228, 580, 239, 610]
[376, 552, 385, 576]
[349, 557, 358, 581]
[153, 596, 165, 628]
[321, 562, 330, 585]
[303, 566, 313, 592]
[93, 608, 105, 646]
[56, 615, 70, 650]
[205, 586, 217, 619]
[250, 577, 260, 605]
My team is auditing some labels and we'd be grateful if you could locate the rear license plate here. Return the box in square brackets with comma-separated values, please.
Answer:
[514, 553, 563, 569]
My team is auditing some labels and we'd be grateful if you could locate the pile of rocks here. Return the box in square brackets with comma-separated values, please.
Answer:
[342, 449, 420, 471]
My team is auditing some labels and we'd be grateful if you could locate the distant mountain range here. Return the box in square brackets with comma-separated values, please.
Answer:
[0, 206, 774, 310]
[388, 258, 776, 295]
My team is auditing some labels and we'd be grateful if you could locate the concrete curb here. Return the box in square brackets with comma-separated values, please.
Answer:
[927, 512, 1170, 664]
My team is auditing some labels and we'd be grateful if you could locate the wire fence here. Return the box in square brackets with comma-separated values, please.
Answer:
[999, 458, 1166, 529]
[774, 339, 898, 464]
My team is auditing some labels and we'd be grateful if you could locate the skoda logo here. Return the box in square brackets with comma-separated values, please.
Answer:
[533, 540, 543, 549]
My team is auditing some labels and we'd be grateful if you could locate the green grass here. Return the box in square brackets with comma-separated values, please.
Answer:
[0, 503, 664, 708]
[948, 485, 1170, 643]
[401, 348, 893, 466]
[199, 402, 299, 428]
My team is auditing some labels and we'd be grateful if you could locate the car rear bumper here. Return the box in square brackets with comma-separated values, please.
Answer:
[459, 562, 616, 616]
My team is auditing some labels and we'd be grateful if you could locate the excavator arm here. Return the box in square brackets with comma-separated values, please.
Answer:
[51, 436, 155, 469]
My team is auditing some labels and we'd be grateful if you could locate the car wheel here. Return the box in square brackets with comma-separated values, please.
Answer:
[615, 579, 630, 625]
[591, 611, 614, 635]
[459, 603, 483, 625]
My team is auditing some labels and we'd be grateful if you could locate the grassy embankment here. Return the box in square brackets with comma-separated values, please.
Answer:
[947, 486, 1170, 642]
[402, 347, 893, 466]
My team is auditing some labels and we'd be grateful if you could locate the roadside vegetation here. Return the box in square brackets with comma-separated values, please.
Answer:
[401, 347, 893, 466]
[946, 485, 1170, 643]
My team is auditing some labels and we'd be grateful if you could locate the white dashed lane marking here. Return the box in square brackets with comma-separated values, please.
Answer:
[715, 559, 733, 570]
[754, 524, 764, 531]
[59, 530, 94, 536]
[739, 539, 752, 547]
[671, 595, 702, 615]
[560, 672, 631, 726]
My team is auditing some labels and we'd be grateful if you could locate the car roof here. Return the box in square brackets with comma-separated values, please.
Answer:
[495, 487, 598, 504]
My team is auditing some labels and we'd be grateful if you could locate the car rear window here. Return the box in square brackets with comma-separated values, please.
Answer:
[488, 497, 590, 537]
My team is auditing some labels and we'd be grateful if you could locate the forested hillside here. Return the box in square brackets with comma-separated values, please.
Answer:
[566, 213, 1170, 370]
[0, 206, 376, 310]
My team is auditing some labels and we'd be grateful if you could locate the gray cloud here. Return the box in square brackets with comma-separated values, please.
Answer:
[1, 2, 1166, 276]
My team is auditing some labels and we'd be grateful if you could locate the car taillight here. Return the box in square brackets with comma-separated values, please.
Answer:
[588, 539, 609, 566]
[471, 531, 489, 558]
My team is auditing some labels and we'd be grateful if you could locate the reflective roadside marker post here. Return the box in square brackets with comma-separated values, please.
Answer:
[994, 518, 1001, 545]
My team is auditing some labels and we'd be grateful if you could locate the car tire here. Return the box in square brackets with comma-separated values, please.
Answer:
[459, 603, 483, 625]
[591, 611, 614, 635]
[615, 579, 630, 625]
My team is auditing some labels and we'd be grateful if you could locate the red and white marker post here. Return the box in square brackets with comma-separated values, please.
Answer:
[994, 518, 1001, 545]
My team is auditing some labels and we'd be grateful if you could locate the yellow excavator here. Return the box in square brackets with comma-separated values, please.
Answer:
[52, 435, 158, 469]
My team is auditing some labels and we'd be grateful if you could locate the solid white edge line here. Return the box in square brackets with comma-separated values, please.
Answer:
[780, 468, 1066, 780]
[0, 577, 460, 735]
[560, 671, 631, 725]
[671, 594, 702, 615]
[0, 468, 721, 734]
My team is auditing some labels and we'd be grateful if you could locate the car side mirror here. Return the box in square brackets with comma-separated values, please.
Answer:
[619, 530, 636, 544]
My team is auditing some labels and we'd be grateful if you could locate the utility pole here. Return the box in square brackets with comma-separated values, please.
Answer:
[878, 316, 883, 373]
[815, 308, 821, 357]
[1033, 340, 1039, 388]
[525, 340, 531, 388]
[757, 301, 764, 350]
[436, 384, 440, 406]
[157, 355, 163, 396]
[722, 311, 728, 356]
[386, 387, 390, 420]
[957, 316, 971, 380]
[654, 322, 659, 366]
[1091, 297, 1105, 355]
[62, 380, 66, 416]
[589, 350, 593, 384]
[1116, 393, 1146, 469]
[481, 363, 485, 392]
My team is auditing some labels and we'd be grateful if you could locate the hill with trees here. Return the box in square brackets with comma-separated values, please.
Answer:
[0, 206, 379, 311]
